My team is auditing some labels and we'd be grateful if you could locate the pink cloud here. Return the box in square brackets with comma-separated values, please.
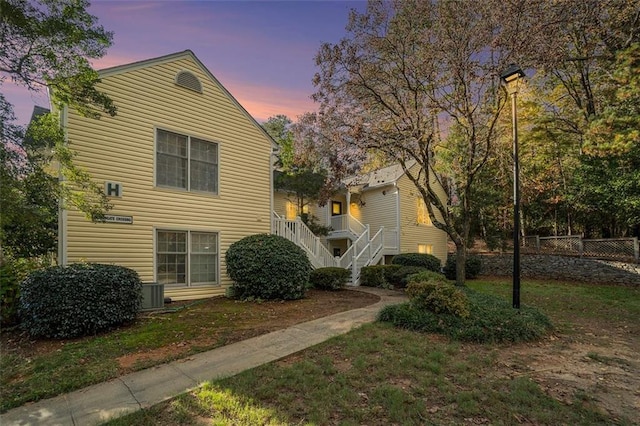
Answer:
[221, 79, 317, 123]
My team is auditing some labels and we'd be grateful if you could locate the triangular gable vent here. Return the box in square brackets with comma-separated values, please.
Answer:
[175, 70, 202, 93]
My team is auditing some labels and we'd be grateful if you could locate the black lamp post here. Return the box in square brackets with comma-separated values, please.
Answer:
[500, 64, 525, 309]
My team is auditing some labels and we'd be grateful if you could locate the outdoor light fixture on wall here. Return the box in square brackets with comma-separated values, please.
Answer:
[500, 64, 525, 309]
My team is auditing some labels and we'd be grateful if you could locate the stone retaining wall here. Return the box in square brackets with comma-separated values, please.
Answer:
[478, 254, 640, 286]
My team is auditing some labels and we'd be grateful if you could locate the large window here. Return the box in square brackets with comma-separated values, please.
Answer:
[156, 129, 218, 194]
[156, 230, 218, 286]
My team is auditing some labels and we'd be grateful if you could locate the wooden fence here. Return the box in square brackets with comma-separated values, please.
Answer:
[522, 235, 639, 263]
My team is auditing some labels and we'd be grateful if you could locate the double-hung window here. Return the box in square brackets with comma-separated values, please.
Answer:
[156, 129, 218, 194]
[156, 230, 218, 286]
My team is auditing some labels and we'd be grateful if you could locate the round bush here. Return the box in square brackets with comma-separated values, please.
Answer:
[391, 253, 441, 272]
[406, 279, 470, 318]
[19, 263, 142, 339]
[226, 234, 311, 300]
[388, 265, 428, 288]
[443, 254, 482, 280]
[310, 267, 350, 290]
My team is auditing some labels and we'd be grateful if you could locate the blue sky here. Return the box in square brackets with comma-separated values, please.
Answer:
[5, 0, 367, 125]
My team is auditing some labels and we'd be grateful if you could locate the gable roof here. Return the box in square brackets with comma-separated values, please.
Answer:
[345, 161, 418, 192]
[97, 50, 277, 149]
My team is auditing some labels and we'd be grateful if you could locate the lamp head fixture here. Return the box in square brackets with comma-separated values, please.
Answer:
[500, 64, 525, 84]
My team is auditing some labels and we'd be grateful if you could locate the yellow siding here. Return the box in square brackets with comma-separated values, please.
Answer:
[63, 54, 273, 300]
[273, 191, 290, 218]
[356, 185, 398, 235]
[396, 166, 448, 265]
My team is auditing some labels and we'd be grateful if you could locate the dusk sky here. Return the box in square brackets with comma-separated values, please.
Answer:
[5, 0, 367, 126]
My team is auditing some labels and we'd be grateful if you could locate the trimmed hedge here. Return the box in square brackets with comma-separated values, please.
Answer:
[443, 254, 482, 280]
[388, 266, 428, 288]
[19, 263, 142, 339]
[391, 253, 441, 271]
[310, 267, 350, 290]
[360, 265, 387, 288]
[226, 234, 311, 300]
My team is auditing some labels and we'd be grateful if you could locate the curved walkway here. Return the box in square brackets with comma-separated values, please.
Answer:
[1, 287, 407, 426]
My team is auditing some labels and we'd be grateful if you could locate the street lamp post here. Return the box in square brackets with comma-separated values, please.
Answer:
[500, 64, 525, 309]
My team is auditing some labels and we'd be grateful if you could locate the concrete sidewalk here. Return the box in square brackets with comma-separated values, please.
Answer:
[1, 288, 407, 426]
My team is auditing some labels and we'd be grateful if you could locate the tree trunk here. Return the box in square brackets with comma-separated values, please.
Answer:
[455, 242, 466, 287]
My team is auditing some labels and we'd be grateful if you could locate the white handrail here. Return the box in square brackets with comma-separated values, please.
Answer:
[272, 215, 338, 269]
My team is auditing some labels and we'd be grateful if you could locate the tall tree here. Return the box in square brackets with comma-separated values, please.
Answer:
[305, 0, 524, 284]
[1, 0, 116, 258]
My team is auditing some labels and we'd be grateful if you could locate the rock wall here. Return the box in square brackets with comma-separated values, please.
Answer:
[478, 254, 640, 286]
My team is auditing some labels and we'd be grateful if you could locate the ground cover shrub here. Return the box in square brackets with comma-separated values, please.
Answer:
[405, 270, 470, 318]
[310, 267, 350, 290]
[378, 287, 552, 343]
[443, 254, 482, 280]
[226, 234, 311, 300]
[391, 253, 441, 272]
[19, 263, 142, 339]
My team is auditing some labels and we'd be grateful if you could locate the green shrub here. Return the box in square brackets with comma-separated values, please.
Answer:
[226, 234, 311, 300]
[406, 280, 470, 318]
[443, 254, 482, 280]
[360, 265, 387, 288]
[388, 266, 428, 288]
[1, 256, 52, 326]
[391, 253, 441, 271]
[381, 264, 402, 282]
[310, 267, 350, 290]
[406, 270, 449, 286]
[378, 287, 553, 343]
[19, 263, 142, 339]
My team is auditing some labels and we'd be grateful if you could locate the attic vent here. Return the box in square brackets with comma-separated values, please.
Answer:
[175, 70, 202, 93]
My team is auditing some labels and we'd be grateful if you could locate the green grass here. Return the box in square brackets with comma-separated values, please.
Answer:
[0, 300, 247, 412]
[105, 279, 638, 425]
[107, 323, 620, 426]
[467, 279, 640, 334]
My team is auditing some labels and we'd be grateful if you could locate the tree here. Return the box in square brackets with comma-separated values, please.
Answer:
[0, 0, 116, 258]
[262, 115, 295, 171]
[306, 0, 523, 284]
[263, 115, 332, 235]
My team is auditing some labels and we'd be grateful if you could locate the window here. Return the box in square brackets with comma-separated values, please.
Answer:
[156, 230, 218, 286]
[418, 244, 433, 254]
[416, 198, 432, 225]
[331, 201, 343, 216]
[285, 201, 309, 220]
[156, 129, 218, 194]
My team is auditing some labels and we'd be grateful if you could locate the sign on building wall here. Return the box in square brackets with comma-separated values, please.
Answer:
[105, 181, 123, 198]
[100, 215, 133, 224]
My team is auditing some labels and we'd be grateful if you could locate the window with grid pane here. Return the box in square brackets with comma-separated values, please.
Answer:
[156, 230, 218, 287]
[156, 129, 218, 194]
[190, 232, 217, 284]
[156, 231, 187, 285]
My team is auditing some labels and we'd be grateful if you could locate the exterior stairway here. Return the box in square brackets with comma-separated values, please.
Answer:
[272, 212, 385, 285]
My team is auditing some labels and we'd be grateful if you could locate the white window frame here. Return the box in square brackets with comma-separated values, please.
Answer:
[155, 128, 219, 195]
[155, 229, 219, 287]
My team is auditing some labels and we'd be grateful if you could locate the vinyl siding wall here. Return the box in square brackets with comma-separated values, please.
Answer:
[63, 56, 273, 300]
[352, 185, 399, 241]
[396, 168, 448, 265]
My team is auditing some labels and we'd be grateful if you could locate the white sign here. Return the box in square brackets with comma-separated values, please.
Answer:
[101, 215, 133, 224]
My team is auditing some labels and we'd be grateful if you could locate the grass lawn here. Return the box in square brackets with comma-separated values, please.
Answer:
[104, 278, 639, 425]
[0, 289, 379, 413]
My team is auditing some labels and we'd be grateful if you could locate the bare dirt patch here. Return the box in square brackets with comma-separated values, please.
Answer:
[496, 318, 640, 421]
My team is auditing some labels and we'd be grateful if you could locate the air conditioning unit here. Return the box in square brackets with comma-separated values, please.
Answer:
[142, 283, 165, 310]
